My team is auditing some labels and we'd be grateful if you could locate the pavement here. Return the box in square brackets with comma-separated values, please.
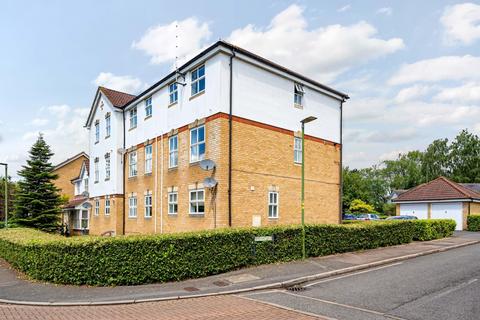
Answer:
[0, 231, 479, 306]
[243, 241, 480, 320]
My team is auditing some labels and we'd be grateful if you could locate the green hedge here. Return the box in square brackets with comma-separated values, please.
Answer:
[0, 220, 455, 286]
[467, 215, 480, 231]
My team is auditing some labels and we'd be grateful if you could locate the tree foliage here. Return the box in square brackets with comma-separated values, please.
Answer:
[13, 134, 62, 232]
[349, 199, 375, 213]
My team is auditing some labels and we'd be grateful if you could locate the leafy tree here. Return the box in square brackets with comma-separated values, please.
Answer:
[13, 134, 62, 232]
[449, 130, 480, 183]
[349, 199, 375, 213]
[421, 138, 450, 181]
[382, 151, 423, 190]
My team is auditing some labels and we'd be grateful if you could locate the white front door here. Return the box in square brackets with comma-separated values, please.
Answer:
[431, 202, 463, 230]
[400, 203, 428, 219]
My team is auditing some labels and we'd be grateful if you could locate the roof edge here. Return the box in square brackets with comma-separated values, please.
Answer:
[53, 152, 89, 171]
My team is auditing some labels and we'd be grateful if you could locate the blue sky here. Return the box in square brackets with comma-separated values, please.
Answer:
[1, 0, 480, 178]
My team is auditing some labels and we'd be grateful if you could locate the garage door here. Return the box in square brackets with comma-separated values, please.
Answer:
[399, 203, 428, 219]
[431, 202, 463, 230]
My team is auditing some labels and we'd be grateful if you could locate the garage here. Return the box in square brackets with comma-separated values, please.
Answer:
[431, 202, 463, 230]
[399, 203, 428, 219]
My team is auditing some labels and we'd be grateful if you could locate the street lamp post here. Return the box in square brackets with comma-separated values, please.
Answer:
[300, 116, 317, 259]
[0, 163, 7, 228]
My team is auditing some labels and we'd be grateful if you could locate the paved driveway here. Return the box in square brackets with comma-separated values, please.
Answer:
[242, 243, 480, 320]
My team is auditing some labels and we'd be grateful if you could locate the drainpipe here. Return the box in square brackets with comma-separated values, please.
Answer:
[228, 48, 236, 227]
[160, 132, 164, 233]
[339, 99, 344, 222]
[122, 109, 126, 235]
[154, 136, 158, 233]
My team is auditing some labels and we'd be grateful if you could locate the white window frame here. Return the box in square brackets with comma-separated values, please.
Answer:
[144, 194, 152, 218]
[189, 189, 205, 215]
[129, 196, 137, 218]
[145, 145, 152, 174]
[145, 97, 152, 118]
[94, 199, 99, 216]
[294, 137, 302, 164]
[268, 191, 279, 219]
[81, 210, 89, 229]
[129, 151, 137, 177]
[94, 158, 99, 183]
[168, 192, 178, 215]
[95, 122, 100, 143]
[129, 107, 137, 129]
[190, 125, 205, 163]
[105, 153, 111, 180]
[191, 65, 205, 96]
[294, 83, 305, 107]
[169, 82, 178, 104]
[169, 135, 178, 168]
[105, 196, 110, 216]
[105, 114, 111, 137]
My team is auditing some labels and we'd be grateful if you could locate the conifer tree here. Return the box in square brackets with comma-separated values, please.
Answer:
[13, 134, 62, 232]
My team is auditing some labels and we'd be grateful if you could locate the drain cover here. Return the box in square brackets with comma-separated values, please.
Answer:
[184, 286, 200, 292]
[212, 280, 230, 287]
[286, 285, 307, 292]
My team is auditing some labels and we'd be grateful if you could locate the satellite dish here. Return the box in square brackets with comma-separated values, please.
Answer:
[199, 159, 216, 171]
[203, 177, 218, 188]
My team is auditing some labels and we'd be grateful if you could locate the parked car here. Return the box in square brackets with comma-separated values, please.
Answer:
[356, 213, 381, 221]
[342, 214, 357, 220]
[386, 215, 418, 220]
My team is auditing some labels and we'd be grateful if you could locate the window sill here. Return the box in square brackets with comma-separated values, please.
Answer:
[189, 90, 205, 101]
[145, 115, 152, 121]
[105, 178, 110, 181]
[104, 214, 110, 217]
[128, 126, 137, 131]
[128, 176, 137, 180]
[168, 101, 178, 108]
[268, 217, 279, 220]
[189, 161, 201, 167]
[105, 135, 110, 139]
[294, 162, 302, 166]
[144, 216, 152, 219]
[294, 103, 303, 109]
[94, 181, 99, 184]
[94, 141, 99, 145]
[144, 172, 153, 176]
[128, 216, 137, 219]
[168, 166, 178, 171]
[189, 213, 205, 217]
[168, 213, 178, 216]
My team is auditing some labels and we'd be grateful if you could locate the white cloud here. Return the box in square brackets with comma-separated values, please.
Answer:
[337, 5, 351, 12]
[30, 118, 49, 127]
[132, 17, 211, 65]
[376, 7, 393, 16]
[441, 2, 480, 45]
[394, 84, 433, 103]
[345, 128, 417, 143]
[388, 55, 480, 85]
[343, 97, 389, 121]
[227, 4, 404, 82]
[93, 72, 145, 93]
[379, 149, 409, 162]
[434, 82, 480, 103]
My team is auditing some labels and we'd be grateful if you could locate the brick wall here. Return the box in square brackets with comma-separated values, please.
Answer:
[53, 155, 88, 200]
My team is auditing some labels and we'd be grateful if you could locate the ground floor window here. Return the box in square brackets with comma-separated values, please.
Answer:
[105, 196, 110, 215]
[189, 189, 205, 214]
[73, 210, 89, 229]
[168, 192, 178, 214]
[268, 191, 279, 218]
[129, 196, 137, 218]
[145, 194, 152, 218]
[94, 199, 99, 216]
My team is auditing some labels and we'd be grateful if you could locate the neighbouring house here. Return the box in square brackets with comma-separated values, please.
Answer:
[53, 152, 88, 199]
[79, 40, 348, 236]
[393, 176, 480, 230]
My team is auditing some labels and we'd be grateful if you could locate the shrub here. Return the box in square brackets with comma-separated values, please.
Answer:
[349, 199, 376, 213]
[467, 215, 480, 231]
[0, 220, 456, 286]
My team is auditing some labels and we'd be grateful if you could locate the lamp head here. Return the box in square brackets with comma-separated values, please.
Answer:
[301, 116, 317, 124]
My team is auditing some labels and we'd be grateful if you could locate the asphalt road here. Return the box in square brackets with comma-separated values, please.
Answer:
[241, 243, 480, 320]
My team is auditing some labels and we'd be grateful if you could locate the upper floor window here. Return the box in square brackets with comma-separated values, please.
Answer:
[169, 83, 178, 104]
[94, 199, 100, 216]
[75, 181, 81, 195]
[190, 125, 205, 163]
[294, 137, 302, 164]
[129, 107, 137, 129]
[168, 192, 178, 215]
[169, 135, 178, 168]
[129, 151, 137, 177]
[294, 83, 305, 107]
[94, 158, 99, 183]
[95, 121, 100, 143]
[105, 153, 111, 180]
[84, 178, 88, 192]
[191, 65, 205, 96]
[105, 114, 111, 138]
[189, 189, 205, 214]
[129, 196, 137, 218]
[145, 194, 152, 218]
[145, 97, 152, 118]
[105, 196, 111, 216]
[268, 191, 279, 218]
[145, 145, 152, 174]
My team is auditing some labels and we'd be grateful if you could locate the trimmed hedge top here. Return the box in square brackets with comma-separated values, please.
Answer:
[467, 215, 480, 231]
[0, 219, 455, 286]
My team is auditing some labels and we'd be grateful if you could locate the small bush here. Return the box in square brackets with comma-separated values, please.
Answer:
[467, 215, 480, 231]
[0, 220, 456, 286]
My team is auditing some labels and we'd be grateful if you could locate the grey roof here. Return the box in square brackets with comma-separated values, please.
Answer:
[460, 183, 480, 193]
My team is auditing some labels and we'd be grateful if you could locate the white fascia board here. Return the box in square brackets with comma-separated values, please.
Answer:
[394, 199, 470, 204]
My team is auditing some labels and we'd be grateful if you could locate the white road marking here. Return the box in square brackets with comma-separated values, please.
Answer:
[304, 262, 403, 288]
[433, 278, 478, 299]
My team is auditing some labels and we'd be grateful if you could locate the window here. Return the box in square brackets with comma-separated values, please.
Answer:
[129, 196, 137, 218]
[105, 114, 111, 137]
[268, 192, 279, 218]
[168, 192, 178, 215]
[190, 126, 205, 163]
[145, 194, 152, 218]
[94, 158, 99, 183]
[81, 210, 89, 229]
[169, 135, 178, 168]
[189, 189, 205, 214]
[191, 65, 205, 96]
[129, 107, 137, 129]
[95, 122, 100, 143]
[294, 137, 302, 164]
[84, 178, 88, 192]
[169, 82, 178, 104]
[145, 97, 152, 118]
[129, 151, 137, 177]
[105, 196, 110, 216]
[145, 145, 152, 174]
[105, 153, 111, 180]
[94, 199, 100, 216]
[294, 83, 305, 107]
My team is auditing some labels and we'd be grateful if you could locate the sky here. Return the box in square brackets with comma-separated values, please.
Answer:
[1, 0, 480, 179]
